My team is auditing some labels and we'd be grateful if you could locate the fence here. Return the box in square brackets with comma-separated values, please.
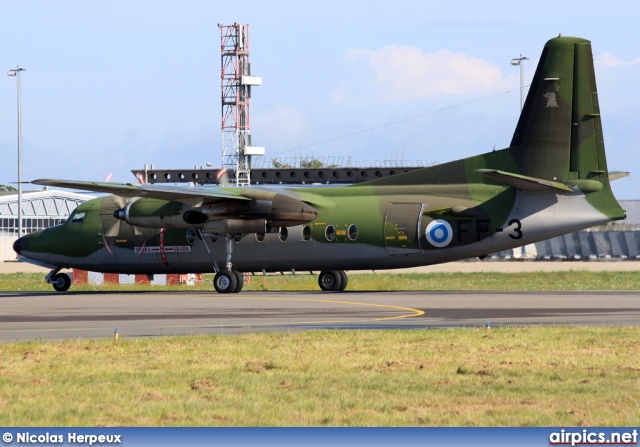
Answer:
[491, 229, 640, 260]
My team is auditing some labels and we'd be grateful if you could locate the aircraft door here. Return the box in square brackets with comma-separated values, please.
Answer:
[384, 203, 423, 256]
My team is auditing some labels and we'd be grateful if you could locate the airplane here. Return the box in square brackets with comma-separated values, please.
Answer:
[13, 35, 628, 293]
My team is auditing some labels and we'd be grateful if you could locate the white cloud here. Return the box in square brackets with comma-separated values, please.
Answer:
[251, 104, 314, 157]
[596, 52, 640, 67]
[597, 52, 624, 67]
[333, 45, 509, 104]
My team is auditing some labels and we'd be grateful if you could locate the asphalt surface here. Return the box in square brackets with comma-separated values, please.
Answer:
[2, 290, 640, 341]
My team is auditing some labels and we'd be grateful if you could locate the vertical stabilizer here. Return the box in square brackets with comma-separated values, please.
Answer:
[509, 36, 608, 182]
[509, 36, 624, 220]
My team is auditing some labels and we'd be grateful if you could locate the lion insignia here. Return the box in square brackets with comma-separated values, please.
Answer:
[543, 92, 559, 108]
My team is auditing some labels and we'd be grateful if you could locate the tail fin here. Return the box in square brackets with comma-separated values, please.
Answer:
[510, 36, 607, 183]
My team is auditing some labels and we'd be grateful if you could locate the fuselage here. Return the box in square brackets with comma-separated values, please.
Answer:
[14, 182, 615, 275]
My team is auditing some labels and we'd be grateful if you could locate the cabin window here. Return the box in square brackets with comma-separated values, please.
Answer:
[255, 233, 265, 242]
[209, 233, 218, 243]
[301, 225, 311, 241]
[325, 225, 335, 241]
[348, 224, 358, 241]
[279, 227, 288, 242]
[186, 228, 197, 245]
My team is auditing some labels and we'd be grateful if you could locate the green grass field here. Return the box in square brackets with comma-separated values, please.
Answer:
[1, 327, 639, 426]
[1, 270, 640, 292]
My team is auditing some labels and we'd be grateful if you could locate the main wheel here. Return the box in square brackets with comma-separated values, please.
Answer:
[51, 273, 71, 292]
[337, 270, 348, 291]
[318, 270, 343, 292]
[214, 270, 238, 294]
[232, 270, 244, 293]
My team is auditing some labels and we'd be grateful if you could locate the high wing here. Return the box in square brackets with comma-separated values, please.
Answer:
[31, 178, 319, 232]
[32, 178, 251, 206]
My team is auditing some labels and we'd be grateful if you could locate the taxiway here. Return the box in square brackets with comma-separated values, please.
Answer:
[1, 290, 639, 341]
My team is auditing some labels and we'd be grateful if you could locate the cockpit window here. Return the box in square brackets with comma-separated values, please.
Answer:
[68, 212, 86, 223]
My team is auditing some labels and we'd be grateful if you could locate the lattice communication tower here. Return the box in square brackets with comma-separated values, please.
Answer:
[219, 23, 264, 186]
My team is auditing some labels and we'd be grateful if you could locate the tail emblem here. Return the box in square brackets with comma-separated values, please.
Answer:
[543, 92, 559, 108]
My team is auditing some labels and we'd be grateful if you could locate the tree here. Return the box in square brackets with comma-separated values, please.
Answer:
[0, 184, 16, 192]
[271, 159, 291, 168]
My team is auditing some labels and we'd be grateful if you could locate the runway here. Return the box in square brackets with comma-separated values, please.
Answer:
[2, 289, 640, 341]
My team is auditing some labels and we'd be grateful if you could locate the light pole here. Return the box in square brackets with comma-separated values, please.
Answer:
[7, 65, 25, 252]
[510, 55, 529, 111]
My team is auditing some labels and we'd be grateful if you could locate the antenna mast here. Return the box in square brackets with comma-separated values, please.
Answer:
[219, 23, 264, 186]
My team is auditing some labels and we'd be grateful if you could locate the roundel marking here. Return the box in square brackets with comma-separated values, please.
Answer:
[186, 228, 197, 245]
[426, 219, 453, 248]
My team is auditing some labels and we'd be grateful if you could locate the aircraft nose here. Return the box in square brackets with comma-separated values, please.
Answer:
[13, 235, 28, 255]
[13, 237, 22, 255]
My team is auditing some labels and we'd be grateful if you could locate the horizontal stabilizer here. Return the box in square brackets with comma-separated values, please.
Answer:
[609, 171, 630, 181]
[474, 169, 574, 192]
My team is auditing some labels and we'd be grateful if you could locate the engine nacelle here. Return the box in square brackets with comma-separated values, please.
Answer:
[112, 193, 318, 231]
[112, 199, 192, 229]
[204, 219, 267, 234]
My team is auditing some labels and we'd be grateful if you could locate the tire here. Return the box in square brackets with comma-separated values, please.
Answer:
[337, 270, 348, 291]
[232, 270, 244, 293]
[318, 270, 343, 292]
[52, 273, 71, 292]
[214, 270, 238, 294]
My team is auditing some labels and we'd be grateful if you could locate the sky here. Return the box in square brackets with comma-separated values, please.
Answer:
[0, 0, 638, 199]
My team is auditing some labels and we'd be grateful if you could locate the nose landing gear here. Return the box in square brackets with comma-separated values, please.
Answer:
[46, 267, 72, 292]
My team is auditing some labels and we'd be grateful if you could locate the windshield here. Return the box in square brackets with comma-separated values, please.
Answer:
[67, 211, 86, 224]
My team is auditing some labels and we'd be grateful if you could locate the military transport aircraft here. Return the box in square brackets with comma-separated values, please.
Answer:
[13, 36, 628, 293]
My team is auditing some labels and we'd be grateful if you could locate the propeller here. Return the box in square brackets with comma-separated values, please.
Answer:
[217, 168, 230, 187]
[100, 195, 148, 257]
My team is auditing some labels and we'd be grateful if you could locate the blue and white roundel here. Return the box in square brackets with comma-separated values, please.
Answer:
[426, 219, 453, 248]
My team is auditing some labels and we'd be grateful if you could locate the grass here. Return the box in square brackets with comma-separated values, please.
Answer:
[2, 270, 640, 292]
[2, 271, 639, 426]
[1, 327, 639, 426]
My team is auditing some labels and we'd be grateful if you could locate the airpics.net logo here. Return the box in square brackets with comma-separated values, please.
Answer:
[549, 429, 638, 446]
[3, 432, 121, 445]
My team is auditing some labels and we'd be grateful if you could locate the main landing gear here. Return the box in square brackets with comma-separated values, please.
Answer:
[198, 229, 245, 294]
[46, 267, 72, 292]
[318, 270, 348, 292]
[213, 269, 244, 294]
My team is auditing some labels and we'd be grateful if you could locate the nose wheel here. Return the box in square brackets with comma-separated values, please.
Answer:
[318, 270, 348, 292]
[46, 268, 72, 292]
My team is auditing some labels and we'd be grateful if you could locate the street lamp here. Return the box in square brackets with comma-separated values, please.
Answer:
[510, 55, 529, 111]
[7, 65, 25, 253]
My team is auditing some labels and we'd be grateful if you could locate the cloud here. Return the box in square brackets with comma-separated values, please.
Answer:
[251, 104, 315, 159]
[596, 52, 640, 67]
[333, 45, 509, 104]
